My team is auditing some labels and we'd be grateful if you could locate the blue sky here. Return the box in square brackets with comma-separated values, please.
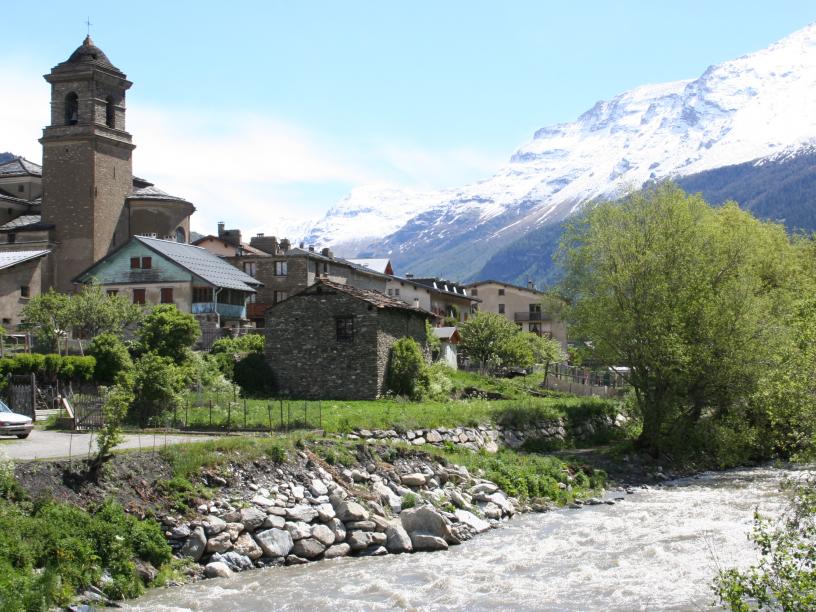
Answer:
[2, 1, 815, 235]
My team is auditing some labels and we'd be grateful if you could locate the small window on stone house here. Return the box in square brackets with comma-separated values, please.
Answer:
[65, 92, 79, 125]
[387, 289, 393, 296]
[275, 261, 287, 276]
[130, 257, 140, 269]
[105, 96, 115, 128]
[243, 262, 256, 277]
[471, 288, 478, 296]
[141, 257, 152, 269]
[17, 185, 24, 193]
[107, 289, 118, 297]
[394, 289, 400, 296]
[498, 288, 505, 296]
[20, 286, 29, 298]
[336, 316, 354, 342]
[160, 288, 174, 304]
[498, 303, 505, 314]
[1, 319, 9, 325]
[132, 289, 146, 305]
[175, 227, 186, 243]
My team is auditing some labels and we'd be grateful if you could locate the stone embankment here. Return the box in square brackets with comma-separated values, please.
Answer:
[162, 449, 520, 580]
[346, 414, 622, 452]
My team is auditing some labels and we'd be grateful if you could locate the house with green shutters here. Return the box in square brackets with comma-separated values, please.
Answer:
[74, 235, 261, 327]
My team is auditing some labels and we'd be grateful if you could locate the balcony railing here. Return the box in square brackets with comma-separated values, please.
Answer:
[192, 302, 246, 319]
[514, 311, 551, 322]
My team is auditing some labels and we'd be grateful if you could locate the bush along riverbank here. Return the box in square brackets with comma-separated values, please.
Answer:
[3, 434, 610, 608]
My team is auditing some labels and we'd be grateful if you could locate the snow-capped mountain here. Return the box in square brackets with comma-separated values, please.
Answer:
[301, 22, 816, 279]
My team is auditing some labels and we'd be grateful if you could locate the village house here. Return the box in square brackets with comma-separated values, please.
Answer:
[74, 235, 261, 329]
[464, 279, 567, 350]
[385, 275, 479, 325]
[0, 37, 197, 327]
[265, 279, 432, 400]
[196, 224, 391, 327]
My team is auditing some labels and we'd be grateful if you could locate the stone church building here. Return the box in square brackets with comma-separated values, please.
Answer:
[0, 36, 195, 326]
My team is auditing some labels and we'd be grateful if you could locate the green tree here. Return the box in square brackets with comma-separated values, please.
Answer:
[425, 320, 442, 361]
[136, 305, 200, 364]
[20, 289, 72, 354]
[459, 312, 520, 372]
[560, 184, 800, 456]
[69, 282, 143, 346]
[129, 352, 185, 425]
[88, 333, 133, 386]
[94, 374, 135, 466]
[386, 337, 429, 399]
[233, 352, 276, 397]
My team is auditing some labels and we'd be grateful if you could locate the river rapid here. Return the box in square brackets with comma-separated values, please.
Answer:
[125, 466, 807, 611]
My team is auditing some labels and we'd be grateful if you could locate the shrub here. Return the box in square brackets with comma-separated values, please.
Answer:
[89, 333, 133, 386]
[129, 352, 185, 426]
[386, 337, 429, 399]
[426, 363, 454, 401]
[137, 305, 200, 364]
[233, 352, 275, 397]
[401, 492, 419, 509]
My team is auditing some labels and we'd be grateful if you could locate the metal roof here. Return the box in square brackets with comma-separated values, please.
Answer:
[135, 236, 261, 292]
[127, 184, 192, 204]
[0, 250, 50, 271]
[0, 215, 52, 232]
[272, 279, 433, 317]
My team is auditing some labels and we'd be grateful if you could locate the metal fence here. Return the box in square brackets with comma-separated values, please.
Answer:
[174, 392, 323, 432]
[6, 374, 36, 419]
[544, 363, 629, 397]
[72, 392, 105, 430]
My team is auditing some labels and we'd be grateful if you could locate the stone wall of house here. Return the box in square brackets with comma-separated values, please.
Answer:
[0, 257, 45, 328]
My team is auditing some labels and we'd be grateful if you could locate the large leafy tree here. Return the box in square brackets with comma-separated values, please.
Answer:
[20, 289, 72, 354]
[459, 312, 521, 372]
[136, 305, 200, 364]
[559, 183, 801, 456]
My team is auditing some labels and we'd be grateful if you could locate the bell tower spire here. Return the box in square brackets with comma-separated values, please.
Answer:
[39, 37, 135, 292]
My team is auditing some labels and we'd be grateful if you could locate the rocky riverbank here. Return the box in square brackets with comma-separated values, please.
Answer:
[162, 444, 524, 581]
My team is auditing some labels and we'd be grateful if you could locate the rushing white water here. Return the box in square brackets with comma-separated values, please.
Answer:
[125, 466, 808, 611]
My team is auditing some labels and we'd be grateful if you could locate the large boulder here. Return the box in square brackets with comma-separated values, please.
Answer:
[205, 531, 233, 554]
[311, 524, 336, 546]
[400, 507, 455, 544]
[373, 481, 401, 514]
[254, 528, 294, 558]
[292, 537, 326, 560]
[286, 505, 319, 523]
[284, 521, 312, 541]
[309, 479, 329, 497]
[385, 522, 413, 554]
[454, 509, 491, 534]
[233, 533, 263, 560]
[328, 518, 346, 542]
[411, 533, 448, 551]
[219, 551, 254, 572]
[202, 515, 227, 536]
[179, 527, 207, 561]
[240, 507, 268, 532]
[401, 473, 427, 487]
[346, 530, 374, 551]
[315, 503, 336, 522]
[262, 514, 285, 530]
[332, 498, 369, 523]
[204, 561, 233, 579]
[323, 543, 351, 559]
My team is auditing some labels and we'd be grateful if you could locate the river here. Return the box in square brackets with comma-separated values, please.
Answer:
[124, 466, 807, 611]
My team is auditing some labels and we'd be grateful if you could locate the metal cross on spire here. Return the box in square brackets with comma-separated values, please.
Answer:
[85, 17, 92, 37]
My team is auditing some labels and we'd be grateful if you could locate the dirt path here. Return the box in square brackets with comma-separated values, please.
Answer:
[0, 429, 215, 461]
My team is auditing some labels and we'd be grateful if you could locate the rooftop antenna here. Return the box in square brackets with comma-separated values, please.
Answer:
[85, 17, 93, 37]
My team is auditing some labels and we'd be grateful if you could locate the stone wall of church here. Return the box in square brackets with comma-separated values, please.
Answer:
[0, 258, 45, 329]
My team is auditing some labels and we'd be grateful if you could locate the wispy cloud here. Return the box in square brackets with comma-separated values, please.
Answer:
[0, 59, 503, 238]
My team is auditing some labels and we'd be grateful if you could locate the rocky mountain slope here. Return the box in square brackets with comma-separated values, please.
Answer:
[300, 23, 816, 283]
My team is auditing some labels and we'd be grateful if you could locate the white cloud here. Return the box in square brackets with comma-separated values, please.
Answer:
[0, 59, 503, 236]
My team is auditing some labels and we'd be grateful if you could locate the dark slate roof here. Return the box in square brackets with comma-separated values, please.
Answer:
[396, 277, 480, 302]
[286, 247, 390, 280]
[127, 185, 192, 204]
[0, 157, 42, 178]
[464, 279, 546, 295]
[64, 36, 117, 71]
[0, 192, 31, 207]
[135, 236, 260, 292]
[0, 250, 50, 271]
[301, 279, 433, 316]
[0, 215, 52, 232]
[132, 176, 154, 189]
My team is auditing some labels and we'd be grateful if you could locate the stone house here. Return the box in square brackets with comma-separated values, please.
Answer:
[196, 225, 390, 327]
[385, 276, 479, 325]
[464, 279, 568, 350]
[265, 279, 432, 400]
[74, 235, 261, 328]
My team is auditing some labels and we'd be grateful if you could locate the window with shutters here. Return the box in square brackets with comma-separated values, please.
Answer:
[133, 289, 146, 304]
[160, 288, 174, 304]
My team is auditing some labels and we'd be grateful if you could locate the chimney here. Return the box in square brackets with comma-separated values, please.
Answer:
[321, 247, 334, 258]
[527, 279, 535, 290]
[280, 238, 291, 252]
[308, 245, 315, 252]
[257, 232, 264, 237]
[413, 298, 420, 309]
[299, 241, 305, 249]
[250, 234, 279, 254]
[217, 221, 225, 237]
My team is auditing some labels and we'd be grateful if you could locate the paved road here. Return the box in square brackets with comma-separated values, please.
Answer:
[0, 429, 216, 461]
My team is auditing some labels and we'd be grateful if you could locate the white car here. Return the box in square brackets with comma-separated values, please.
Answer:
[0, 400, 33, 438]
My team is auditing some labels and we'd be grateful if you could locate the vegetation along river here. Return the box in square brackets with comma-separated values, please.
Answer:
[125, 466, 804, 611]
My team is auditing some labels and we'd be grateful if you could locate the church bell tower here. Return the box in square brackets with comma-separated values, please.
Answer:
[40, 36, 134, 292]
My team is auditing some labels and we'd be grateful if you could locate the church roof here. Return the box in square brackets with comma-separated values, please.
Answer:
[65, 36, 117, 70]
[0, 215, 50, 232]
[134, 236, 261, 292]
[0, 250, 51, 271]
[0, 157, 42, 178]
[127, 185, 193, 205]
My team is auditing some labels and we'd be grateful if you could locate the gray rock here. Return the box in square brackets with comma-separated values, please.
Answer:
[450, 490, 471, 509]
[287, 505, 319, 523]
[323, 543, 351, 559]
[411, 437, 426, 446]
[401, 473, 427, 487]
[361, 545, 388, 556]
[169, 524, 191, 539]
[454, 509, 490, 534]
[267, 506, 288, 517]
[204, 561, 232, 579]
[345, 520, 376, 531]
[290, 485, 305, 499]
[292, 537, 326, 559]
[254, 528, 294, 558]
[373, 481, 402, 513]
[179, 527, 207, 561]
[333, 499, 369, 522]
[311, 523, 336, 546]
[251, 495, 275, 507]
[315, 503, 336, 521]
[262, 514, 286, 530]
[284, 521, 312, 541]
[205, 532, 233, 554]
[202, 515, 227, 536]
[285, 554, 308, 565]
[225, 522, 244, 541]
[220, 551, 254, 572]
[400, 506, 454, 543]
[309, 479, 329, 497]
[410, 533, 449, 551]
[470, 482, 499, 495]
[481, 502, 502, 519]
[328, 518, 347, 542]
[233, 533, 263, 560]
[347, 530, 374, 551]
[371, 514, 390, 532]
[370, 532, 387, 546]
[426, 430, 442, 443]
[134, 559, 158, 583]
[385, 522, 413, 554]
[240, 507, 268, 532]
